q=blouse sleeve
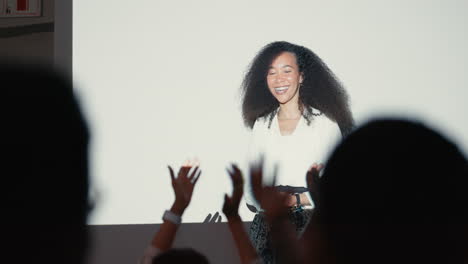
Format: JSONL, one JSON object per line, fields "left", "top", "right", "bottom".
{"left": 305, "top": 116, "right": 342, "bottom": 208}
{"left": 320, "top": 117, "right": 342, "bottom": 163}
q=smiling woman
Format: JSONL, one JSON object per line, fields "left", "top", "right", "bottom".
{"left": 241, "top": 41, "right": 354, "bottom": 264}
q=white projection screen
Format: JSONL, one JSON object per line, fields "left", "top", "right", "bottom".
{"left": 73, "top": 0, "right": 468, "bottom": 224}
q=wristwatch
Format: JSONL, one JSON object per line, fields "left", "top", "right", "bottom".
{"left": 162, "top": 210, "right": 182, "bottom": 225}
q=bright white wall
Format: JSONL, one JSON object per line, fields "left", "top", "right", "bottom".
{"left": 73, "top": 0, "right": 468, "bottom": 224}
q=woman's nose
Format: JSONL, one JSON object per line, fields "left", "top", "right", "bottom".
{"left": 274, "top": 73, "right": 285, "bottom": 83}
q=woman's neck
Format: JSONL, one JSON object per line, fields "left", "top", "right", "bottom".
{"left": 278, "top": 101, "right": 302, "bottom": 120}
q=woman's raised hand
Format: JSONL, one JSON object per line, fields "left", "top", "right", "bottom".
{"left": 168, "top": 160, "right": 201, "bottom": 215}
{"left": 222, "top": 164, "right": 244, "bottom": 219}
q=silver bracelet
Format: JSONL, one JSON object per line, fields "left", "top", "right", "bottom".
{"left": 162, "top": 210, "right": 182, "bottom": 225}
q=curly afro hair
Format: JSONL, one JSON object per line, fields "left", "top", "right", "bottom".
{"left": 241, "top": 41, "right": 354, "bottom": 136}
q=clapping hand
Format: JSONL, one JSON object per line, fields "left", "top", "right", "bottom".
{"left": 306, "top": 163, "right": 324, "bottom": 207}
{"left": 147, "top": 160, "right": 202, "bottom": 253}
{"left": 168, "top": 160, "right": 201, "bottom": 215}
{"left": 222, "top": 164, "right": 244, "bottom": 219}
{"left": 250, "top": 159, "right": 290, "bottom": 221}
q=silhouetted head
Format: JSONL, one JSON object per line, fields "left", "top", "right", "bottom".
{"left": 0, "top": 61, "right": 90, "bottom": 264}
{"left": 152, "top": 248, "right": 210, "bottom": 264}
{"left": 313, "top": 118, "right": 467, "bottom": 264}
{"left": 241, "top": 41, "right": 354, "bottom": 135}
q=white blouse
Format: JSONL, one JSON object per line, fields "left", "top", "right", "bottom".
{"left": 245, "top": 108, "right": 342, "bottom": 210}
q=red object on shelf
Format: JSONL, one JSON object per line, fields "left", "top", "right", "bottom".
{"left": 17, "top": 0, "right": 29, "bottom": 11}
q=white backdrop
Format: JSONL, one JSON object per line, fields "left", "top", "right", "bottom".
{"left": 73, "top": 0, "right": 468, "bottom": 224}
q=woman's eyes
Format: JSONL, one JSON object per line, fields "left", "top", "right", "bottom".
{"left": 268, "top": 70, "right": 292, "bottom": 75}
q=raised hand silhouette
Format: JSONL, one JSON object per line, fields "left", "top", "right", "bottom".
{"left": 222, "top": 164, "right": 244, "bottom": 218}
{"left": 306, "top": 163, "right": 324, "bottom": 207}
{"left": 167, "top": 160, "right": 201, "bottom": 214}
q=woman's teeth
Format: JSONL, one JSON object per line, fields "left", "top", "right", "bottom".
{"left": 275, "top": 86, "right": 289, "bottom": 94}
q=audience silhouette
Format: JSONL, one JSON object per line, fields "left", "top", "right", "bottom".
{"left": 305, "top": 119, "right": 468, "bottom": 264}
{"left": 223, "top": 164, "right": 260, "bottom": 264}
{"left": 1, "top": 62, "right": 90, "bottom": 264}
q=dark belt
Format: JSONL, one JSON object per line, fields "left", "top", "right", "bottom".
{"left": 275, "top": 185, "right": 308, "bottom": 194}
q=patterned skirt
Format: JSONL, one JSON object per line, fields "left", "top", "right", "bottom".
{"left": 248, "top": 207, "right": 313, "bottom": 264}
